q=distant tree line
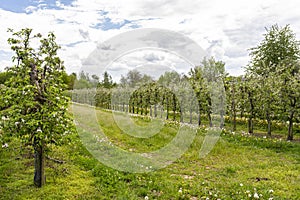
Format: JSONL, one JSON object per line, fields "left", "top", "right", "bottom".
{"left": 69, "top": 24, "right": 300, "bottom": 140}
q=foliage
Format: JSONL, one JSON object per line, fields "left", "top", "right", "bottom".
{"left": 0, "top": 28, "right": 74, "bottom": 187}
{"left": 247, "top": 24, "right": 300, "bottom": 140}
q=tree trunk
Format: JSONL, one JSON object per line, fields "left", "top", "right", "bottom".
{"left": 180, "top": 105, "right": 183, "bottom": 123}
{"left": 248, "top": 90, "right": 254, "bottom": 134}
{"left": 248, "top": 118, "right": 253, "bottom": 134}
{"left": 166, "top": 98, "right": 169, "bottom": 120}
{"left": 173, "top": 94, "right": 176, "bottom": 121}
{"left": 208, "top": 112, "right": 212, "bottom": 127}
{"left": 154, "top": 104, "right": 157, "bottom": 117}
{"left": 198, "top": 111, "right": 201, "bottom": 126}
{"left": 287, "top": 111, "right": 294, "bottom": 141}
{"left": 232, "top": 84, "right": 236, "bottom": 131}
{"left": 189, "top": 103, "right": 193, "bottom": 124}
{"left": 233, "top": 112, "right": 236, "bottom": 131}
{"left": 34, "top": 142, "right": 45, "bottom": 187}
{"left": 266, "top": 111, "right": 271, "bottom": 136}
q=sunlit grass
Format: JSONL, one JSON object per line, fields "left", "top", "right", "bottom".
{"left": 0, "top": 104, "right": 299, "bottom": 199}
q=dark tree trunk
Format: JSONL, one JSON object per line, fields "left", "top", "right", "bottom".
{"left": 248, "top": 90, "right": 254, "bottom": 134}
{"left": 197, "top": 99, "right": 202, "bottom": 126}
{"left": 287, "top": 111, "right": 294, "bottom": 141}
{"left": 173, "top": 94, "right": 176, "bottom": 121}
{"left": 154, "top": 104, "right": 157, "bottom": 117}
{"left": 207, "top": 97, "right": 212, "bottom": 127}
{"left": 208, "top": 112, "right": 212, "bottom": 127}
{"left": 248, "top": 118, "right": 253, "bottom": 134}
{"left": 34, "top": 142, "right": 45, "bottom": 187}
{"left": 233, "top": 111, "right": 236, "bottom": 131}
{"left": 30, "top": 63, "right": 46, "bottom": 187}
{"left": 231, "top": 83, "right": 236, "bottom": 131}
{"left": 197, "top": 110, "right": 201, "bottom": 126}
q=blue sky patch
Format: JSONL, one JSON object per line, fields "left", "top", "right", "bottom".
{"left": 0, "top": 0, "right": 74, "bottom": 13}
{"left": 91, "top": 18, "right": 133, "bottom": 31}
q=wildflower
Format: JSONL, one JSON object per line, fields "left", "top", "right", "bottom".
{"left": 144, "top": 196, "right": 149, "bottom": 200}
{"left": 254, "top": 192, "right": 259, "bottom": 199}
{"left": 240, "top": 183, "right": 243, "bottom": 187}
{"left": 269, "top": 189, "right": 274, "bottom": 193}
{"left": 2, "top": 143, "right": 8, "bottom": 148}
{"left": 263, "top": 136, "right": 267, "bottom": 139}
{"left": 248, "top": 194, "right": 252, "bottom": 198}
{"left": 178, "top": 188, "right": 182, "bottom": 193}
{"left": 37, "top": 127, "right": 42, "bottom": 133}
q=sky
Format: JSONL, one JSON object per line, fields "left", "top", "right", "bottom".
{"left": 0, "top": 0, "right": 300, "bottom": 81}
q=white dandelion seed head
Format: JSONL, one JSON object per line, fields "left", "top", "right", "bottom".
{"left": 254, "top": 192, "right": 259, "bottom": 199}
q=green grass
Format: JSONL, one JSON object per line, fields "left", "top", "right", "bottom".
{"left": 0, "top": 104, "right": 299, "bottom": 199}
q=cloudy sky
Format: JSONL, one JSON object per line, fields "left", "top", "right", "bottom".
{"left": 0, "top": 0, "right": 300, "bottom": 81}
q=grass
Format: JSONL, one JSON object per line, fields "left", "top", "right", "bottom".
{"left": 0, "top": 104, "right": 299, "bottom": 199}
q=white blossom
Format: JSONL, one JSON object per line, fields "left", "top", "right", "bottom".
{"left": 254, "top": 192, "right": 259, "bottom": 199}
{"left": 178, "top": 188, "right": 182, "bottom": 193}
{"left": 2, "top": 143, "right": 9, "bottom": 148}
{"left": 37, "top": 127, "right": 42, "bottom": 133}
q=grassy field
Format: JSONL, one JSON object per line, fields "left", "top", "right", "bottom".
{"left": 0, "top": 104, "right": 299, "bottom": 199}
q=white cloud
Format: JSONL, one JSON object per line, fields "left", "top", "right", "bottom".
{"left": 0, "top": 0, "right": 300, "bottom": 77}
